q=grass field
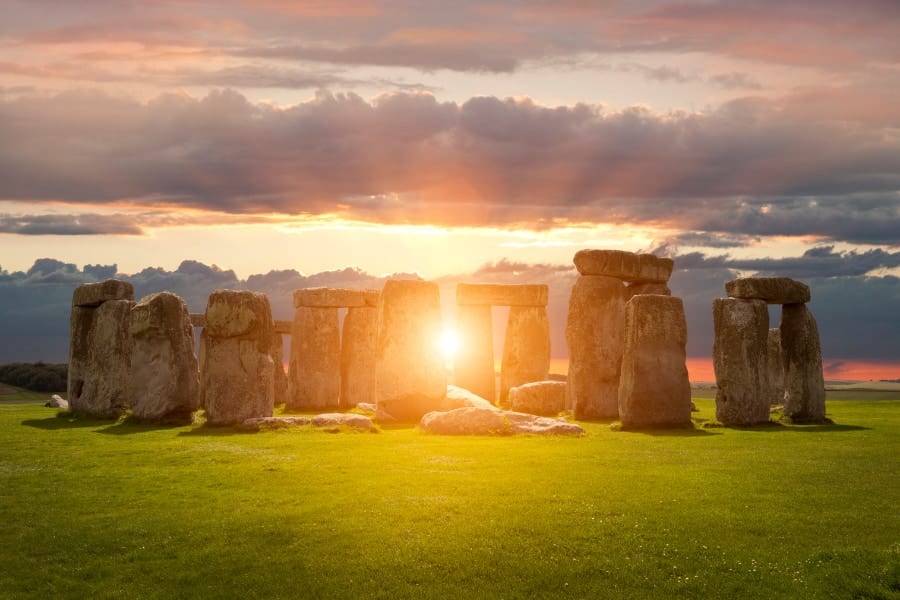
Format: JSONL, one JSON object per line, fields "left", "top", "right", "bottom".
{"left": 1, "top": 388, "right": 898, "bottom": 599}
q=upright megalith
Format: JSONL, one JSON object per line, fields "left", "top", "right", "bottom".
{"left": 618, "top": 295, "right": 692, "bottom": 429}
{"left": 712, "top": 298, "right": 771, "bottom": 425}
{"left": 68, "top": 279, "right": 134, "bottom": 418}
{"left": 128, "top": 292, "right": 198, "bottom": 423}
{"left": 288, "top": 306, "right": 341, "bottom": 410}
{"left": 453, "top": 304, "right": 495, "bottom": 402}
{"left": 500, "top": 306, "right": 551, "bottom": 406}
{"left": 375, "top": 279, "right": 445, "bottom": 421}
{"left": 341, "top": 305, "right": 378, "bottom": 408}
{"left": 565, "top": 275, "right": 625, "bottom": 418}
{"left": 200, "top": 290, "right": 274, "bottom": 425}
{"left": 780, "top": 304, "right": 827, "bottom": 422}
{"left": 767, "top": 328, "right": 785, "bottom": 405}
{"left": 271, "top": 332, "right": 288, "bottom": 406}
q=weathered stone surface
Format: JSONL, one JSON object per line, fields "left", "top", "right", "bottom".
{"left": 453, "top": 304, "right": 495, "bottom": 403}
{"left": 356, "top": 402, "right": 377, "bottom": 412}
{"left": 240, "top": 416, "right": 311, "bottom": 431}
{"left": 375, "top": 279, "right": 446, "bottom": 421}
{"left": 767, "top": 328, "right": 785, "bottom": 405}
{"left": 72, "top": 279, "right": 134, "bottom": 308}
{"left": 341, "top": 306, "right": 377, "bottom": 409}
{"left": 626, "top": 282, "right": 671, "bottom": 299}
{"left": 456, "top": 283, "right": 548, "bottom": 307}
{"left": 190, "top": 313, "right": 206, "bottom": 327}
{"left": 500, "top": 306, "right": 551, "bottom": 406}
{"left": 565, "top": 275, "right": 625, "bottom": 419}
{"left": 273, "top": 320, "right": 292, "bottom": 334}
{"left": 200, "top": 290, "right": 274, "bottom": 425}
{"left": 574, "top": 250, "right": 674, "bottom": 283}
{"left": 311, "top": 412, "right": 377, "bottom": 431}
{"left": 288, "top": 307, "right": 340, "bottom": 410}
{"left": 129, "top": 292, "right": 199, "bottom": 423}
{"left": 713, "top": 298, "right": 771, "bottom": 426}
{"left": 725, "top": 277, "right": 811, "bottom": 304}
{"left": 204, "top": 289, "right": 274, "bottom": 339}
{"left": 508, "top": 381, "right": 567, "bottom": 416}
{"left": 293, "top": 287, "right": 380, "bottom": 308}
{"left": 618, "top": 295, "right": 692, "bottom": 429}
{"left": 68, "top": 299, "right": 133, "bottom": 418}
{"left": 441, "top": 385, "right": 498, "bottom": 411}
{"left": 271, "top": 332, "right": 288, "bottom": 406}
{"left": 45, "top": 394, "right": 68, "bottom": 409}
{"left": 780, "top": 304, "right": 827, "bottom": 422}
{"left": 420, "top": 407, "right": 584, "bottom": 436}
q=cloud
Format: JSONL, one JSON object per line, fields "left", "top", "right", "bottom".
{"left": 0, "top": 213, "right": 144, "bottom": 235}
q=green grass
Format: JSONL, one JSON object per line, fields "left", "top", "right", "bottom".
{"left": 1, "top": 396, "right": 898, "bottom": 599}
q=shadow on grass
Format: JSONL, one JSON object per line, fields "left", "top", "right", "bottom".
{"left": 708, "top": 421, "right": 870, "bottom": 433}
{"left": 96, "top": 418, "right": 188, "bottom": 435}
{"left": 21, "top": 413, "right": 111, "bottom": 430}
{"left": 176, "top": 426, "right": 248, "bottom": 437}
{"left": 616, "top": 425, "right": 720, "bottom": 437}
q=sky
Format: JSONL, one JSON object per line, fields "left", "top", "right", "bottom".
{"left": 1, "top": 0, "right": 899, "bottom": 379}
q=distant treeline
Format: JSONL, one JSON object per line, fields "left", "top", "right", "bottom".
{"left": 0, "top": 362, "right": 67, "bottom": 392}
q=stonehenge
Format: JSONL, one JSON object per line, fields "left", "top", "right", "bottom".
{"left": 712, "top": 277, "right": 827, "bottom": 425}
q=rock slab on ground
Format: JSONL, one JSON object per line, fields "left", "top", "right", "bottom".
{"left": 45, "top": 394, "right": 69, "bottom": 409}
{"left": 725, "top": 277, "right": 811, "bottom": 304}
{"left": 508, "top": 381, "right": 566, "bottom": 416}
{"left": 420, "top": 407, "right": 584, "bottom": 436}
{"left": 240, "top": 416, "right": 312, "bottom": 431}
{"left": 441, "top": 385, "right": 497, "bottom": 411}
{"left": 311, "top": 412, "right": 377, "bottom": 431}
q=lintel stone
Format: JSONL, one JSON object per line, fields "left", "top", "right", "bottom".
{"left": 725, "top": 277, "right": 810, "bottom": 304}
{"left": 293, "top": 287, "right": 380, "bottom": 308}
{"left": 573, "top": 250, "right": 674, "bottom": 283}
{"left": 72, "top": 279, "right": 134, "bottom": 307}
{"left": 456, "top": 283, "right": 548, "bottom": 307}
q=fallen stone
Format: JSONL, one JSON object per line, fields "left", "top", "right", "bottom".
{"left": 200, "top": 290, "right": 275, "bottom": 425}
{"left": 618, "top": 295, "right": 693, "bottom": 429}
{"left": 508, "top": 381, "right": 566, "bottom": 416}
{"left": 500, "top": 306, "right": 551, "bottom": 405}
{"left": 713, "top": 298, "right": 771, "bottom": 426}
{"left": 45, "top": 394, "right": 68, "bottom": 409}
{"left": 341, "top": 306, "right": 377, "bottom": 409}
{"left": 565, "top": 275, "right": 625, "bottom": 419}
{"left": 129, "top": 292, "right": 199, "bottom": 423}
{"left": 767, "top": 328, "right": 785, "bottom": 405}
{"left": 311, "top": 412, "right": 377, "bottom": 431}
{"left": 780, "top": 304, "right": 827, "bottom": 422}
{"left": 441, "top": 385, "right": 498, "bottom": 411}
{"left": 72, "top": 279, "right": 134, "bottom": 308}
{"left": 375, "top": 279, "right": 446, "bottom": 421}
{"left": 453, "top": 304, "right": 496, "bottom": 402}
{"left": 725, "top": 277, "right": 811, "bottom": 304}
{"left": 293, "top": 288, "right": 380, "bottom": 308}
{"left": 626, "top": 282, "right": 671, "bottom": 299}
{"left": 356, "top": 402, "right": 377, "bottom": 412}
{"left": 288, "top": 306, "right": 340, "bottom": 410}
{"left": 574, "top": 250, "right": 674, "bottom": 283}
{"left": 420, "top": 407, "right": 584, "bottom": 436}
{"left": 240, "top": 416, "right": 311, "bottom": 431}
{"left": 456, "top": 283, "right": 548, "bottom": 307}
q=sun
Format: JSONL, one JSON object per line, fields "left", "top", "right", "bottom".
{"left": 438, "top": 328, "right": 461, "bottom": 362}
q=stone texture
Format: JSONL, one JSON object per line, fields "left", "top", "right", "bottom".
{"left": 441, "top": 385, "right": 498, "bottom": 411}
{"left": 190, "top": 313, "right": 206, "bottom": 327}
{"left": 713, "top": 298, "right": 771, "bottom": 426}
{"left": 618, "top": 295, "right": 692, "bottom": 429}
{"left": 311, "top": 412, "right": 377, "bottom": 431}
{"left": 273, "top": 320, "right": 292, "bottom": 334}
{"left": 240, "top": 416, "right": 311, "bottom": 431}
{"left": 200, "top": 290, "right": 274, "bottom": 426}
{"left": 72, "top": 279, "right": 134, "bottom": 308}
{"left": 68, "top": 297, "right": 133, "bottom": 418}
{"left": 780, "top": 304, "right": 827, "bottom": 422}
{"left": 500, "top": 306, "right": 551, "bottom": 406}
{"left": 626, "top": 282, "right": 671, "bottom": 299}
{"left": 128, "top": 292, "right": 199, "bottom": 423}
{"left": 271, "top": 332, "right": 288, "bottom": 406}
{"left": 725, "top": 277, "right": 811, "bottom": 304}
{"left": 288, "top": 307, "right": 341, "bottom": 410}
{"left": 453, "top": 304, "right": 496, "bottom": 403}
{"left": 420, "top": 407, "right": 584, "bottom": 436}
{"left": 508, "top": 381, "right": 567, "bottom": 416}
{"left": 45, "top": 394, "right": 68, "bottom": 409}
{"left": 565, "top": 275, "right": 625, "bottom": 419}
{"left": 574, "top": 250, "right": 674, "bottom": 283}
{"left": 767, "top": 328, "right": 785, "bottom": 405}
{"left": 456, "top": 283, "right": 548, "bottom": 307}
{"left": 341, "top": 306, "right": 377, "bottom": 409}
{"left": 293, "top": 287, "right": 379, "bottom": 308}
{"left": 375, "top": 279, "right": 446, "bottom": 421}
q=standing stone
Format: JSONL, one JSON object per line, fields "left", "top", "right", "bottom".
{"left": 271, "top": 332, "right": 288, "bottom": 406}
{"left": 68, "top": 280, "right": 135, "bottom": 419}
{"left": 375, "top": 279, "right": 446, "bottom": 421}
{"left": 200, "top": 290, "right": 274, "bottom": 425}
{"left": 341, "top": 306, "right": 377, "bottom": 409}
{"left": 565, "top": 275, "right": 625, "bottom": 419}
{"left": 618, "top": 295, "right": 692, "bottom": 429}
{"left": 500, "top": 306, "right": 551, "bottom": 406}
{"left": 767, "top": 328, "right": 785, "bottom": 405}
{"left": 288, "top": 307, "right": 341, "bottom": 410}
{"left": 454, "top": 304, "right": 496, "bottom": 403}
{"left": 780, "top": 304, "right": 827, "bottom": 422}
{"left": 713, "top": 298, "right": 771, "bottom": 426}
{"left": 128, "top": 292, "right": 199, "bottom": 423}
{"left": 626, "top": 282, "right": 671, "bottom": 299}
